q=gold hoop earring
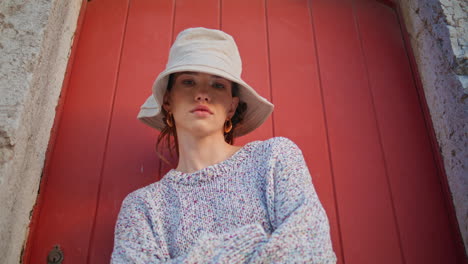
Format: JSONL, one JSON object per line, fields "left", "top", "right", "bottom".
{"left": 224, "top": 119, "right": 233, "bottom": 133}
{"left": 166, "top": 112, "right": 174, "bottom": 128}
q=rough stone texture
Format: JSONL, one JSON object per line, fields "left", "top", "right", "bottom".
{"left": 0, "top": 0, "right": 81, "bottom": 263}
{"left": 440, "top": 2, "right": 467, "bottom": 63}
{"left": 400, "top": 0, "right": 468, "bottom": 254}
{"left": 440, "top": 0, "right": 468, "bottom": 93}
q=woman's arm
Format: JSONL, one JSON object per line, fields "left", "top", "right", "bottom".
{"left": 247, "top": 137, "right": 337, "bottom": 263}
{"left": 111, "top": 191, "right": 267, "bottom": 264}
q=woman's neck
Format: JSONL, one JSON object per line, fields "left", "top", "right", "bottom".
{"left": 175, "top": 132, "right": 241, "bottom": 173}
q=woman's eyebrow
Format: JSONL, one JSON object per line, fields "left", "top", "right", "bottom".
{"left": 211, "top": 75, "right": 228, "bottom": 80}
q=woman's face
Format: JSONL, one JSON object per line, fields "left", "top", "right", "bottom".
{"left": 163, "top": 71, "right": 240, "bottom": 137}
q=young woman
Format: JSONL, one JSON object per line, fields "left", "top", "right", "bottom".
{"left": 111, "top": 27, "right": 337, "bottom": 263}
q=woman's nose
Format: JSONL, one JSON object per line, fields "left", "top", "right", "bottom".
{"left": 194, "top": 84, "right": 211, "bottom": 102}
{"left": 195, "top": 95, "right": 209, "bottom": 102}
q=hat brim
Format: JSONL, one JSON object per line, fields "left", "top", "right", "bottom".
{"left": 137, "top": 65, "right": 274, "bottom": 138}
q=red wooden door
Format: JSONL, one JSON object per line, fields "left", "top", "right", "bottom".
{"left": 24, "top": 0, "right": 464, "bottom": 263}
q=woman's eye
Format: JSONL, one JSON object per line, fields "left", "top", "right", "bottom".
{"left": 213, "top": 83, "right": 225, "bottom": 89}
{"left": 182, "top": 79, "right": 195, "bottom": 86}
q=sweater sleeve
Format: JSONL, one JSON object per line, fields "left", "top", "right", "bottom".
{"left": 111, "top": 190, "right": 267, "bottom": 264}
{"left": 246, "top": 137, "right": 337, "bottom": 263}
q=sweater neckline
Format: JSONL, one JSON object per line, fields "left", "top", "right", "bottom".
{"left": 162, "top": 140, "right": 260, "bottom": 185}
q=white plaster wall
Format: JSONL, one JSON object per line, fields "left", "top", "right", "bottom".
{"left": 0, "top": 0, "right": 82, "bottom": 263}
{"left": 399, "top": 0, "right": 468, "bottom": 254}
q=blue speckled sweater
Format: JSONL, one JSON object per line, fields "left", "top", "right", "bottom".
{"left": 111, "top": 137, "right": 337, "bottom": 263}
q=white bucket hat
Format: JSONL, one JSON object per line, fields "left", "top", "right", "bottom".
{"left": 137, "top": 27, "right": 274, "bottom": 137}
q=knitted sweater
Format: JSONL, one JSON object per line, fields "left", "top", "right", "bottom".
{"left": 111, "top": 137, "right": 337, "bottom": 263}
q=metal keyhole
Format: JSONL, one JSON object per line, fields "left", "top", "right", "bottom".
{"left": 47, "top": 245, "right": 64, "bottom": 264}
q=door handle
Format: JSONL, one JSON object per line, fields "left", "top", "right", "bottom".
{"left": 47, "top": 245, "right": 64, "bottom": 264}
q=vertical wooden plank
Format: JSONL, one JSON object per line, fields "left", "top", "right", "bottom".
{"left": 87, "top": 0, "right": 174, "bottom": 263}
{"left": 173, "top": 0, "right": 220, "bottom": 37}
{"left": 355, "top": 0, "right": 461, "bottom": 262}
{"left": 221, "top": 0, "right": 273, "bottom": 145}
{"left": 266, "top": 0, "right": 343, "bottom": 262}
{"left": 25, "top": 0, "right": 130, "bottom": 263}
{"left": 310, "top": 0, "right": 403, "bottom": 262}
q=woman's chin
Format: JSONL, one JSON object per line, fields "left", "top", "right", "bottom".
{"left": 179, "top": 124, "right": 222, "bottom": 138}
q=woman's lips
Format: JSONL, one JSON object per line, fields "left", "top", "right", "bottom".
{"left": 192, "top": 110, "right": 212, "bottom": 117}
{"left": 190, "top": 105, "right": 213, "bottom": 114}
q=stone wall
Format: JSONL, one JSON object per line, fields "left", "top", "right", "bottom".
{"left": 0, "top": 0, "right": 82, "bottom": 263}
{"left": 399, "top": 0, "right": 468, "bottom": 253}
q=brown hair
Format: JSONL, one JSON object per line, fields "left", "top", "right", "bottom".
{"left": 155, "top": 74, "right": 247, "bottom": 164}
